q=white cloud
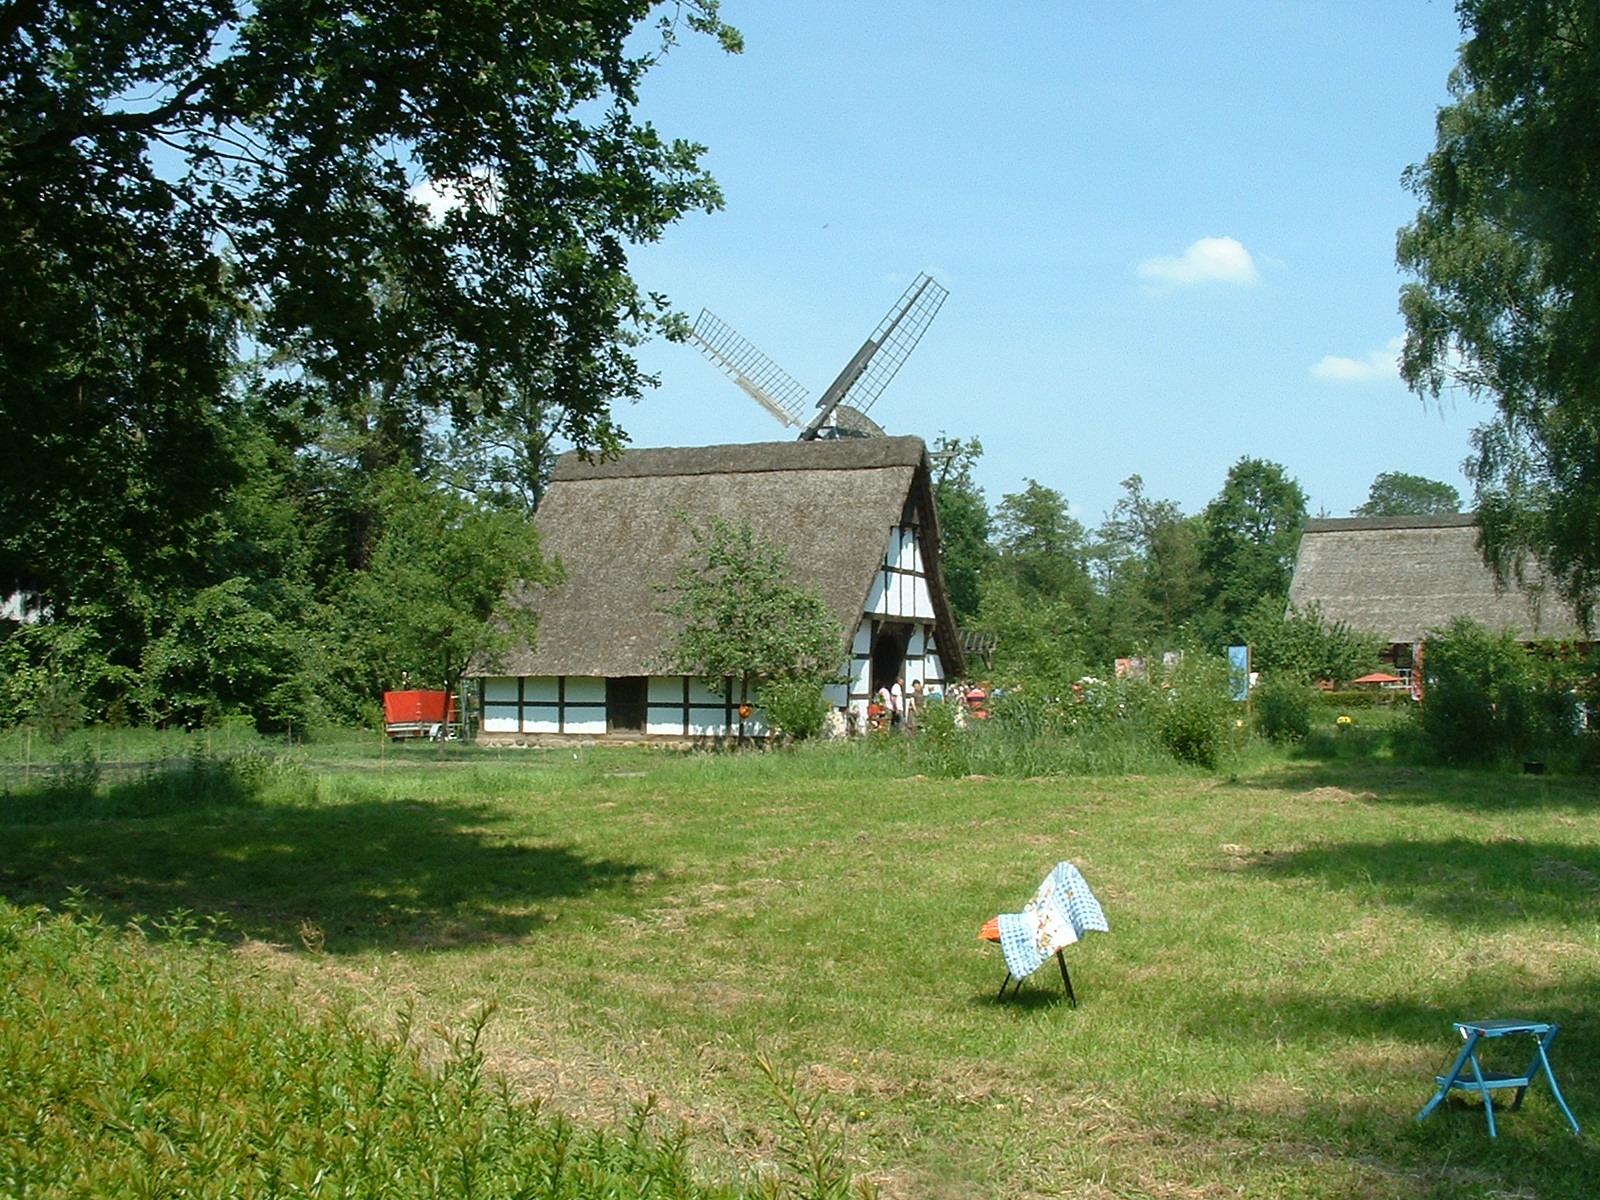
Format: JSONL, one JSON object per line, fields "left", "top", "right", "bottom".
{"left": 1310, "top": 336, "right": 1402, "bottom": 384}
{"left": 409, "top": 170, "right": 500, "bottom": 221}
{"left": 1138, "top": 236, "right": 1262, "bottom": 289}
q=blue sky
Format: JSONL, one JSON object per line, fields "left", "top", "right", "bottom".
{"left": 618, "top": 2, "right": 1474, "bottom": 526}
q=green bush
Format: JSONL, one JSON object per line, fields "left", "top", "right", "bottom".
{"left": 1150, "top": 653, "right": 1235, "bottom": 768}
{"left": 759, "top": 677, "right": 830, "bottom": 742}
{"left": 0, "top": 620, "right": 131, "bottom": 736}
{"left": 1254, "top": 676, "right": 1313, "bottom": 743}
{"left": 1240, "top": 598, "right": 1383, "bottom": 686}
{"left": 913, "top": 695, "right": 965, "bottom": 776}
{"left": 908, "top": 687, "right": 1167, "bottom": 778}
{"left": 1311, "top": 688, "right": 1397, "bottom": 711}
{"left": 906, "top": 662, "right": 1250, "bottom": 778}
{"left": 138, "top": 578, "right": 320, "bottom": 734}
{"left": 1420, "top": 618, "right": 1581, "bottom": 765}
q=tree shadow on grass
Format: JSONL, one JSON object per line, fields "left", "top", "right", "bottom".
{"left": 1243, "top": 837, "right": 1600, "bottom": 929}
{"left": 0, "top": 796, "right": 651, "bottom": 953}
{"left": 1239, "top": 759, "right": 1597, "bottom": 814}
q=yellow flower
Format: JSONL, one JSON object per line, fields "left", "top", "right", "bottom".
{"left": 1336, "top": 715, "right": 1353, "bottom": 726}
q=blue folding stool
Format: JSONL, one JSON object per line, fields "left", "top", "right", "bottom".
{"left": 1416, "top": 1019, "right": 1580, "bottom": 1137}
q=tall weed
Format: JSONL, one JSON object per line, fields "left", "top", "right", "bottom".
{"left": 912, "top": 687, "right": 1189, "bottom": 778}
{"left": 1147, "top": 652, "right": 1236, "bottom": 768}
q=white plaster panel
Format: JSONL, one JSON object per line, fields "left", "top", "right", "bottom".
{"left": 864, "top": 569, "right": 890, "bottom": 615}
{"left": 851, "top": 624, "right": 873, "bottom": 655}
{"left": 648, "top": 676, "right": 683, "bottom": 703}
{"left": 481, "top": 714, "right": 518, "bottom": 733}
{"left": 822, "top": 682, "right": 848, "bottom": 708}
{"left": 563, "top": 677, "right": 605, "bottom": 704}
{"left": 896, "top": 527, "right": 919, "bottom": 573}
{"left": 524, "top": 676, "right": 560, "bottom": 703}
{"left": 563, "top": 708, "right": 606, "bottom": 734}
{"left": 647, "top": 709, "right": 686, "bottom": 735}
{"left": 482, "top": 677, "right": 517, "bottom": 703}
{"left": 687, "top": 678, "right": 727, "bottom": 705}
{"left": 688, "top": 711, "right": 727, "bottom": 737}
{"left": 523, "top": 715, "right": 561, "bottom": 734}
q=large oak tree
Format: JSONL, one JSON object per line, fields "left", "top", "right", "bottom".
{"left": 2, "top": 0, "right": 735, "bottom": 614}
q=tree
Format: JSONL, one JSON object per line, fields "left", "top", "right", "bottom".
{"left": 137, "top": 577, "right": 315, "bottom": 733}
{"left": 655, "top": 517, "right": 842, "bottom": 739}
{"left": 974, "top": 579, "right": 1091, "bottom": 692}
{"left": 1354, "top": 471, "right": 1461, "bottom": 516}
{"left": 343, "top": 470, "right": 550, "bottom": 707}
{"left": 929, "top": 434, "right": 992, "bottom": 622}
{"left": 1091, "top": 474, "right": 1204, "bottom": 653}
{"left": 2, "top": 0, "right": 737, "bottom": 615}
{"left": 1197, "top": 457, "right": 1307, "bottom": 647}
{"left": 990, "top": 479, "right": 1092, "bottom": 606}
{"left": 1240, "top": 598, "right": 1381, "bottom": 687}
{"left": 1397, "top": 1, "right": 1600, "bottom": 627}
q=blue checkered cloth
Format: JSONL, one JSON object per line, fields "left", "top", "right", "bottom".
{"left": 996, "top": 862, "right": 1109, "bottom": 981}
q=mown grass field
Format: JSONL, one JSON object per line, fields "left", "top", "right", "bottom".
{"left": 3, "top": 731, "right": 1598, "bottom": 1198}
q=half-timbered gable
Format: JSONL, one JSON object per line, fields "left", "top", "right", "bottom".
{"left": 471, "top": 437, "right": 965, "bottom": 743}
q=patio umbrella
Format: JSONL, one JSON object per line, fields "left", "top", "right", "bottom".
{"left": 1352, "top": 672, "right": 1402, "bottom": 685}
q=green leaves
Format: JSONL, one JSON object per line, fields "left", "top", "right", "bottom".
{"left": 2, "top": 1, "right": 736, "bottom": 730}
{"left": 1196, "top": 457, "right": 1306, "bottom": 646}
{"left": 1241, "top": 598, "right": 1381, "bottom": 688}
{"left": 343, "top": 469, "right": 550, "bottom": 697}
{"left": 655, "top": 516, "right": 842, "bottom": 717}
{"left": 1353, "top": 471, "right": 1462, "bottom": 517}
{"left": 1419, "top": 616, "right": 1583, "bottom": 764}
{"left": 1399, "top": 1, "right": 1600, "bottom": 627}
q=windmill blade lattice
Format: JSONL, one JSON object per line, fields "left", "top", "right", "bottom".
{"left": 803, "top": 273, "right": 948, "bottom": 439}
{"left": 690, "top": 309, "right": 811, "bottom": 429}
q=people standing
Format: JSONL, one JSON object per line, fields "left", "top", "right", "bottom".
{"left": 906, "top": 679, "right": 923, "bottom": 732}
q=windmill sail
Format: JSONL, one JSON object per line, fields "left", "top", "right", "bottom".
{"left": 688, "top": 271, "right": 948, "bottom": 440}
{"left": 690, "top": 309, "right": 811, "bottom": 429}
{"left": 801, "top": 273, "right": 948, "bottom": 440}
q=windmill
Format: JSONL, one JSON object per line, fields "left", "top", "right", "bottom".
{"left": 689, "top": 272, "right": 949, "bottom": 440}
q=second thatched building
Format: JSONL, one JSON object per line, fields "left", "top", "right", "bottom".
{"left": 1288, "top": 513, "right": 1587, "bottom": 663}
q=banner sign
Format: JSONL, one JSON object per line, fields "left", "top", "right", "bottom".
{"left": 1227, "top": 645, "right": 1251, "bottom": 702}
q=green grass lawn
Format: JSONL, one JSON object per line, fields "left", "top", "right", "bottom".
{"left": 4, "top": 736, "right": 1598, "bottom": 1198}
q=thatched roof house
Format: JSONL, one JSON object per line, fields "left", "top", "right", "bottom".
{"left": 1288, "top": 514, "right": 1586, "bottom": 646}
{"left": 471, "top": 436, "right": 965, "bottom": 743}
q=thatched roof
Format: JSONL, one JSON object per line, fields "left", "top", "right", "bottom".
{"left": 478, "top": 436, "right": 965, "bottom": 678}
{"left": 1288, "top": 514, "right": 1585, "bottom": 643}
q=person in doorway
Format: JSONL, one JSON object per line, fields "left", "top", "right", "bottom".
{"left": 873, "top": 684, "right": 891, "bottom": 734}
{"left": 906, "top": 679, "right": 923, "bottom": 732}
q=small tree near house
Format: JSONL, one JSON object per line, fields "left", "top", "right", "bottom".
{"left": 655, "top": 516, "right": 842, "bottom": 740}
